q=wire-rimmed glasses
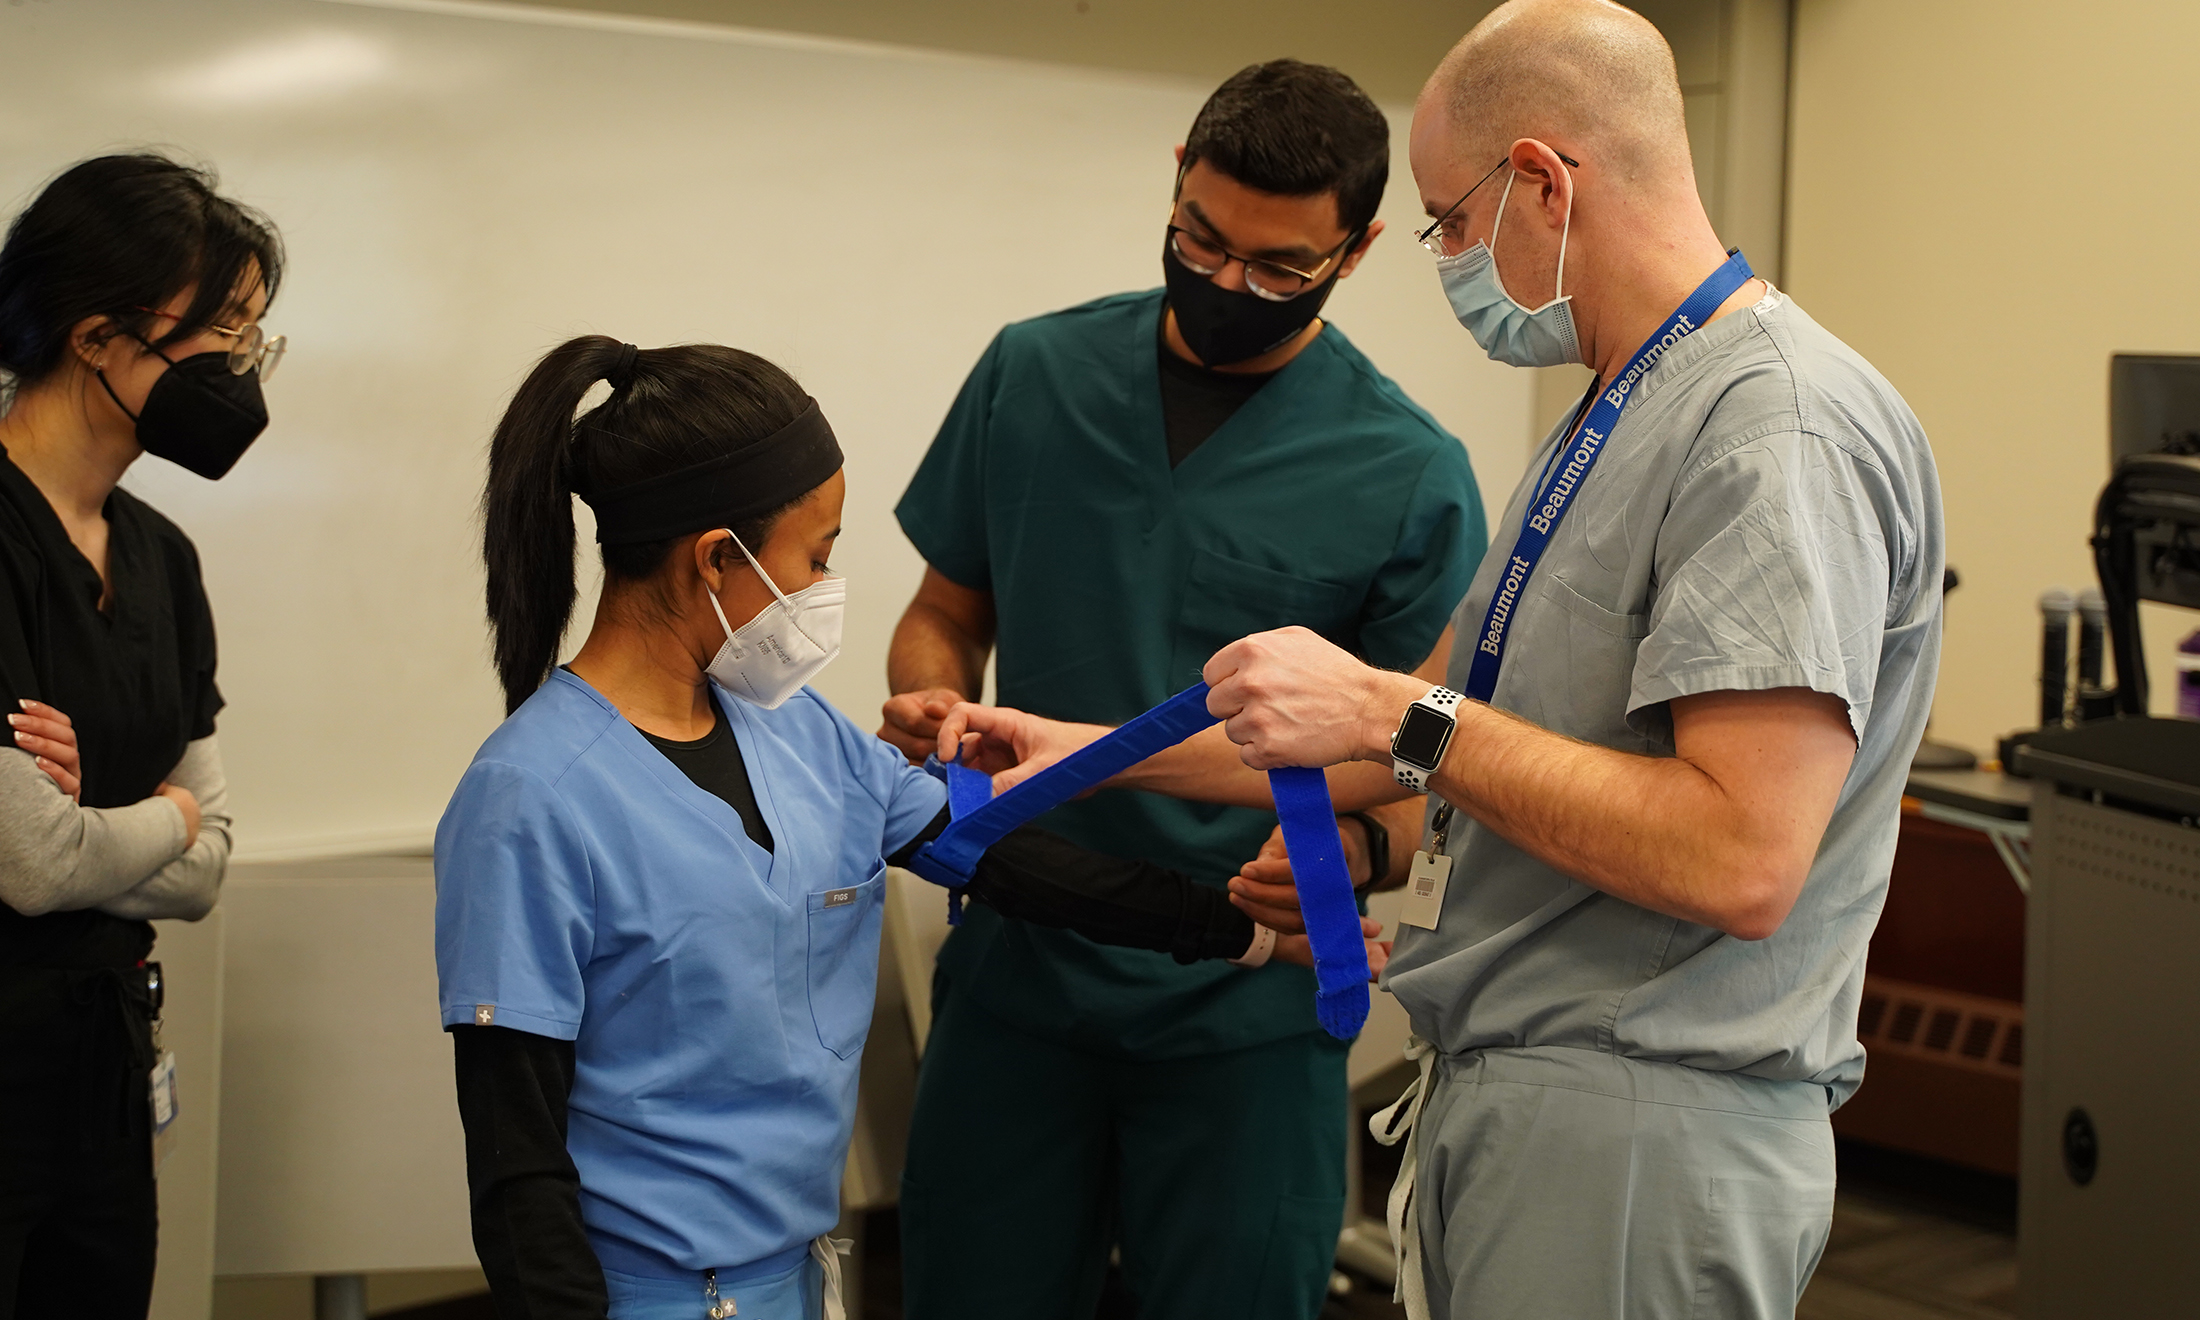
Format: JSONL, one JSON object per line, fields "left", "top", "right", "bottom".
{"left": 1414, "top": 151, "right": 1581, "bottom": 258}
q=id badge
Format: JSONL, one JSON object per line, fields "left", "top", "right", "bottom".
{"left": 1398, "top": 850, "right": 1452, "bottom": 930}
{"left": 150, "top": 1051, "right": 179, "bottom": 1171}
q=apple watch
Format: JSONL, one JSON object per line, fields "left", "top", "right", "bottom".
{"left": 1390, "top": 686, "right": 1463, "bottom": 792}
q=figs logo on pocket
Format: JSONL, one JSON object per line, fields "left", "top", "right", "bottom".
{"left": 824, "top": 888, "right": 856, "bottom": 908}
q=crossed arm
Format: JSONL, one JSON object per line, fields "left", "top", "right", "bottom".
{"left": 2, "top": 702, "right": 223, "bottom": 921}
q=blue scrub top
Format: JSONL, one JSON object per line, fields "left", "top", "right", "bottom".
{"left": 434, "top": 669, "right": 946, "bottom": 1278}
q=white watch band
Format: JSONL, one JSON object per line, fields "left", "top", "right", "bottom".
{"left": 1391, "top": 686, "right": 1464, "bottom": 792}
{"left": 1229, "top": 923, "right": 1276, "bottom": 968}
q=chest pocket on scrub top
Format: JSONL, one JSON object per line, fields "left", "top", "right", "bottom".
{"left": 1169, "top": 547, "right": 1352, "bottom": 687}
{"left": 806, "top": 862, "right": 886, "bottom": 1060}
{"left": 1537, "top": 572, "right": 1656, "bottom": 752}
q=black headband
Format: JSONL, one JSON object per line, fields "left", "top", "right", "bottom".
{"left": 582, "top": 398, "right": 844, "bottom": 544}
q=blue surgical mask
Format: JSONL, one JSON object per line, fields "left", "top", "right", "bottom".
{"left": 1435, "top": 167, "right": 1580, "bottom": 368}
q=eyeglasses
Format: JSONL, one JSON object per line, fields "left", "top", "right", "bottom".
{"left": 132, "top": 307, "right": 288, "bottom": 381}
{"left": 1414, "top": 150, "right": 1581, "bottom": 258}
{"left": 207, "top": 321, "right": 287, "bottom": 382}
{"left": 1166, "top": 224, "right": 1359, "bottom": 302}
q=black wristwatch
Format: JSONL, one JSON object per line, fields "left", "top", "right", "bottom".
{"left": 1340, "top": 811, "right": 1389, "bottom": 894}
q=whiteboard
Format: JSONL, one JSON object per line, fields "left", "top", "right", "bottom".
{"left": 0, "top": 0, "right": 1530, "bottom": 858}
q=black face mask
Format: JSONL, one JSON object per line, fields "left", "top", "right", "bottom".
{"left": 1162, "top": 235, "right": 1346, "bottom": 367}
{"left": 98, "top": 343, "right": 269, "bottom": 480}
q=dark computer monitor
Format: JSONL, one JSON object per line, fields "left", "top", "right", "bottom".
{"left": 2109, "top": 354, "right": 2200, "bottom": 463}
{"left": 2096, "top": 358, "right": 2200, "bottom": 711}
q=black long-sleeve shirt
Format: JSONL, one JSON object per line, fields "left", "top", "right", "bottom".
{"left": 451, "top": 807, "right": 1255, "bottom": 1319}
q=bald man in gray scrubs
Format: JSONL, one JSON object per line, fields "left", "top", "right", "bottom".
{"left": 1183, "top": 2, "right": 1945, "bottom": 1316}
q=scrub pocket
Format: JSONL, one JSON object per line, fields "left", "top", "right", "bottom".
{"left": 1691, "top": 1175, "right": 1837, "bottom": 1319}
{"left": 1251, "top": 1192, "right": 1350, "bottom": 1319}
{"left": 1537, "top": 572, "right": 1657, "bottom": 751}
{"left": 1168, "top": 547, "right": 1351, "bottom": 688}
{"left": 806, "top": 863, "right": 885, "bottom": 1060}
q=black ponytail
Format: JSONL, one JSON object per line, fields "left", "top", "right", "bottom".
{"left": 481, "top": 335, "right": 809, "bottom": 714}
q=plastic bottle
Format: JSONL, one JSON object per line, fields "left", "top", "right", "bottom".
{"left": 2039, "top": 589, "right": 2075, "bottom": 728}
{"left": 2179, "top": 628, "right": 2200, "bottom": 721}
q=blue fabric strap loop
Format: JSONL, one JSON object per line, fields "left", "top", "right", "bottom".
{"left": 1267, "top": 766, "right": 1371, "bottom": 1038}
{"left": 1463, "top": 250, "right": 1755, "bottom": 705}
{"left": 905, "top": 682, "right": 1371, "bottom": 1038}
{"left": 916, "top": 683, "right": 1221, "bottom": 881}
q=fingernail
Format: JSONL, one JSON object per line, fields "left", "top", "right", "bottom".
{"left": 17, "top": 699, "right": 34, "bottom": 710}
{"left": 12, "top": 731, "right": 26, "bottom": 743}
{"left": 5, "top": 715, "right": 21, "bottom": 727}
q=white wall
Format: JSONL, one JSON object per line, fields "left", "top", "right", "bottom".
{"left": 1787, "top": 0, "right": 2200, "bottom": 752}
{"left": 0, "top": 0, "right": 1528, "bottom": 858}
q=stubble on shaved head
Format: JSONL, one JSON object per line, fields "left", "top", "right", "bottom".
{"left": 1423, "top": 0, "right": 1692, "bottom": 188}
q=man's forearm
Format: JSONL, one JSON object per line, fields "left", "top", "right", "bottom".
{"left": 1204, "top": 629, "right": 1852, "bottom": 940}
{"left": 888, "top": 602, "right": 989, "bottom": 698}
{"left": 1115, "top": 726, "right": 1409, "bottom": 812}
{"left": 1362, "top": 672, "right": 1816, "bottom": 938}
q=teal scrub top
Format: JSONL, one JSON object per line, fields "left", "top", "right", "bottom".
{"left": 434, "top": 671, "right": 947, "bottom": 1276}
{"left": 896, "top": 289, "right": 1486, "bottom": 1057}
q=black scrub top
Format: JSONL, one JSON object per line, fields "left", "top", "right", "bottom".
{"left": 0, "top": 444, "right": 222, "bottom": 968}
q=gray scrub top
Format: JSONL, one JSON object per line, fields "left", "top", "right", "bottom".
{"left": 1384, "top": 290, "right": 1943, "bottom": 1104}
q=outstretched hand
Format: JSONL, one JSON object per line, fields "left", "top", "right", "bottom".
{"left": 935, "top": 701, "right": 1114, "bottom": 795}
{"left": 9, "top": 699, "right": 80, "bottom": 802}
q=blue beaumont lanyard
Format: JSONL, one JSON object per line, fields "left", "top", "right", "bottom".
{"left": 1461, "top": 250, "right": 1755, "bottom": 705}
{"left": 903, "top": 683, "right": 1372, "bottom": 1040}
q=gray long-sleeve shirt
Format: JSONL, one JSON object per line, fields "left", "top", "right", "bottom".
{"left": 0, "top": 734, "right": 231, "bottom": 921}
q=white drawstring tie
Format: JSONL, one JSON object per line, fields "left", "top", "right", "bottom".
{"left": 1369, "top": 1034, "right": 1438, "bottom": 1319}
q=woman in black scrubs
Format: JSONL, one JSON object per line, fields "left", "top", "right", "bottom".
{"left": 0, "top": 154, "right": 283, "bottom": 1319}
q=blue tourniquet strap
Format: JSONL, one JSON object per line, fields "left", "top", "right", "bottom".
{"left": 1267, "top": 766, "right": 1371, "bottom": 1038}
{"left": 944, "top": 759, "right": 995, "bottom": 819}
{"left": 934, "top": 760, "right": 995, "bottom": 922}
{"left": 903, "top": 682, "right": 1371, "bottom": 1038}
{"left": 909, "top": 683, "right": 1221, "bottom": 890}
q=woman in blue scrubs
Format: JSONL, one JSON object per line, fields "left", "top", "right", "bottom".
{"left": 436, "top": 336, "right": 1344, "bottom": 1320}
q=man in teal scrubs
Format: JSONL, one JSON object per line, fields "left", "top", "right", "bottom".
{"left": 884, "top": 60, "right": 1487, "bottom": 1319}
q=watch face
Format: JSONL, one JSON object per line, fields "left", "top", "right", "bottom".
{"left": 1393, "top": 703, "right": 1453, "bottom": 769}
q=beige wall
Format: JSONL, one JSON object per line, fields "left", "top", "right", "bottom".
{"left": 1787, "top": 0, "right": 2200, "bottom": 755}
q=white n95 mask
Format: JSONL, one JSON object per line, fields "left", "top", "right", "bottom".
{"left": 1435, "top": 166, "right": 1581, "bottom": 369}
{"left": 704, "top": 533, "right": 845, "bottom": 710}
